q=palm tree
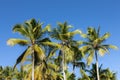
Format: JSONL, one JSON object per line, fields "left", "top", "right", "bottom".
{"left": 50, "top": 22, "right": 81, "bottom": 80}
{"left": 2, "top": 66, "right": 15, "bottom": 80}
{"left": 7, "top": 18, "right": 51, "bottom": 80}
{"left": 85, "top": 64, "right": 116, "bottom": 80}
{"left": 101, "top": 69, "right": 116, "bottom": 80}
{"left": 79, "top": 27, "right": 118, "bottom": 80}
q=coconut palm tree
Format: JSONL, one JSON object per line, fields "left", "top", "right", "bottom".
{"left": 50, "top": 22, "right": 82, "bottom": 80}
{"left": 78, "top": 64, "right": 116, "bottom": 80}
{"left": 7, "top": 18, "right": 51, "bottom": 80}
{"left": 2, "top": 66, "right": 15, "bottom": 80}
{"left": 85, "top": 64, "right": 116, "bottom": 80}
{"left": 79, "top": 27, "right": 118, "bottom": 80}
{"left": 100, "top": 69, "right": 116, "bottom": 80}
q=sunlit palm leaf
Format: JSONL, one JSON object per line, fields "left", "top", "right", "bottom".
{"left": 33, "top": 44, "right": 45, "bottom": 60}
{"left": 41, "top": 42, "right": 61, "bottom": 48}
{"left": 42, "top": 25, "right": 51, "bottom": 32}
{"left": 13, "top": 24, "right": 29, "bottom": 37}
{"left": 87, "top": 50, "right": 94, "bottom": 65}
{"left": 47, "top": 63, "right": 59, "bottom": 72}
{"left": 101, "top": 32, "right": 110, "bottom": 41}
{"left": 61, "top": 29, "right": 82, "bottom": 38}
{"left": 98, "top": 48, "right": 107, "bottom": 56}
{"left": 102, "top": 44, "right": 118, "bottom": 50}
{"left": 79, "top": 45, "right": 91, "bottom": 56}
{"left": 80, "top": 33, "right": 88, "bottom": 38}
{"left": 63, "top": 46, "right": 74, "bottom": 62}
{"left": 80, "top": 69, "right": 90, "bottom": 80}
{"left": 7, "top": 38, "right": 29, "bottom": 46}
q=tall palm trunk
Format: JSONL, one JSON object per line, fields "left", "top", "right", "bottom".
{"left": 61, "top": 50, "right": 66, "bottom": 80}
{"left": 32, "top": 45, "right": 35, "bottom": 80}
{"left": 95, "top": 51, "right": 100, "bottom": 80}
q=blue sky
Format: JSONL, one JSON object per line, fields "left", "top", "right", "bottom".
{"left": 0, "top": 0, "right": 120, "bottom": 79}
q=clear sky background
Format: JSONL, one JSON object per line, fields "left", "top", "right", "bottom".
{"left": 0, "top": 0, "right": 120, "bottom": 79}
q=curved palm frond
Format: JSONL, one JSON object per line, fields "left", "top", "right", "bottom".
{"left": 13, "top": 47, "right": 32, "bottom": 70}
{"left": 61, "top": 29, "right": 82, "bottom": 38}
{"left": 87, "top": 50, "right": 94, "bottom": 65}
{"left": 13, "top": 24, "right": 29, "bottom": 38}
{"left": 8, "top": 18, "right": 53, "bottom": 80}
{"left": 80, "top": 69, "right": 90, "bottom": 80}
{"left": 33, "top": 44, "right": 45, "bottom": 61}
{"left": 7, "top": 38, "right": 29, "bottom": 46}
{"left": 80, "top": 27, "right": 118, "bottom": 80}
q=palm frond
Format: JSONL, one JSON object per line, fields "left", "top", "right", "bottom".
{"left": 87, "top": 50, "right": 94, "bottom": 65}
{"left": 37, "top": 38, "right": 51, "bottom": 44}
{"left": 33, "top": 44, "right": 45, "bottom": 61}
{"left": 97, "top": 26, "right": 100, "bottom": 38}
{"left": 79, "top": 45, "right": 91, "bottom": 56}
{"left": 13, "top": 24, "right": 29, "bottom": 38}
{"left": 42, "top": 25, "right": 51, "bottom": 33}
{"left": 98, "top": 48, "right": 107, "bottom": 56}
{"left": 80, "top": 32, "right": 88, "bottom": 38}
{"left": 41, "top": 42, "right": 61, "bottom": 48}
{"left": 7, "top": 38, "right": 29, "bottom": 46}
{"left": 101, "top": 32, "right": 110, "bottom": 41}
{"left": 47, "top": 48, "right": 58, "bottom": 59}
{"left": 102, "top": 44, "right": 118, "bottom": 50}
{"left": 61, "top": 29, "right": 82, "bottom": 38}
{"left": 80, "top": 69, "right": 90, "bottom": 80}
{"left": 33, "top": 23, "right": 42, "bottom": 39}
{"left": 13, "top": 47, "right": 32, "bottom": 70}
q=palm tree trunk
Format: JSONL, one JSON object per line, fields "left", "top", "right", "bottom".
{"left": 95, "top": 51, "right": 100, "bottom": 80}
{"left": 61, "top": 50, "right": 66, "bottom": 80}
{"left": 32, "top": 50, "right": 34, "bottom": 80}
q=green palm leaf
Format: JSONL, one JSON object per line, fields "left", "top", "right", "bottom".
{"left": 87, "top": 50, "right": 94, "bottom": 65}
{"left": 98, "top": 48, "right": 107, "bottom": 56}
{"left": 101, "top": 32, "right": 110, "bottom": 41}
{"left": 47, "top": 48, "right": 58, "bottom": 59}
{"left": 80, "top": 69, "right": 90, "bottom": 80}
{"left": 42, "top": 25, "right": 51, "bottom": 32}
{"left": 41, "top": 42, "right": 61, "bottom": 48}
{"left": 13, "top": 24, "right": 29, "bottom": 38}
{"left": 102, "top": 45, "right": 118, "bottom": 50}
{"left": 7, "top": 38, "right": 29, "bottom": 46}
{"left": 13, "top": 47, "right": 32, "bottom": 70}
{"left": 33, "top": 44, "right": 45, "bottom": 60}
{"left": 61, "top": 29, "right": 82, "bottom": 38}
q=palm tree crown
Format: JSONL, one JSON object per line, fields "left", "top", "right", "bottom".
{"left": 80, "top": 27, "right": 118, "bottom": 80}
{"left": 7, "top": 18, "right": 51, "bottom": 79}
{"left": 80, "top": 27, "right": 118, "bottom": 65}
